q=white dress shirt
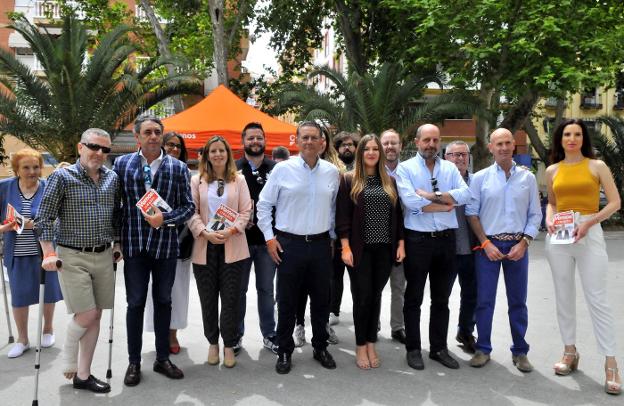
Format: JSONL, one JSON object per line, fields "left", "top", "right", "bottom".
{"left": 395, "top": 153, "right": 471, "bottom": 232}
{"left": 257, "top": 156, "right": 340, "bottom": 241}
{"left": 466, "top": 161, "right": 542, "bottom": 238}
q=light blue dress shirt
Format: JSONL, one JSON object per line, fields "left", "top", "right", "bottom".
{"left": 465, "top": 161, "right": 542, "bottom": 238}
{"left": 395, "top": 153, "right": 471, "bottom": 232}
{"left": 257, "top": 156, "right": 340, "bottom": 241}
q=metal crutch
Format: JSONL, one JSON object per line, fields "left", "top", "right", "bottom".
{"left": 106, "top": 251, "right": 121, "bottom": 379}
{"left": 0, "top": 245, "right": 15, "bottom": 343}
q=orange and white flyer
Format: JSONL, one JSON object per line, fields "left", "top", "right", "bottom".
{"left": 550, "top": 210, "right": 578, "bottom": 245}
{"left": 136, "top": 189, "right": 172, "bottom": 216}
{"left": 207, "top": 204, "right": 239, "bottom": 232}
{"left": 5, "top": 203, "right": 25, "bottom": 234}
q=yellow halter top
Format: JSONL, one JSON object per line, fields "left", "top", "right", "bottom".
{"left": 552, "top": 158, "right": 600, "bottom": 215}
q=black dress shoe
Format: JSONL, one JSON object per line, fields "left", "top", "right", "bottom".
{"left": 153, "top": 359, "right": 184, "bottom": 379}
{"left": 406, "top": 350, "right": 424, "bottom": 370}
{"left": 124, "top": 363, "right": 141, "bottom": 387}
{"left": 73, "top": 374, "right": 111, "bottom": 393}
{"left": 391, "top": 329, "right": 407, "bottom": 344}
{"left": 313, "top": 349, "right": 336, "bottom": 369}
{"left": 429, "top": 349, "right": 460, "bottom": 369}
{"left": 456, "top": 333, "right": 476, "bottom": 354}
{"left": 276, "top": 353, "right": 292, "bottom": 374}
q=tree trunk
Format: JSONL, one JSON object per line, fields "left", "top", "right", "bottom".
{"left": 334, "top": 0, "right": 368, "bottom": 75}
{"left": 208, "top": 0, "right": 229, "bottom": 87}
{"left": 523, "top": 119, "right": 549, "bottom": 164}
{"left": 472, "top": 86, "right": 495, "bottom": 170}
{"left": 138, "top": 0, "right": 184, "bottom": 113}
{"left": 499, "top": 89, "right": 539, "bottom": 132}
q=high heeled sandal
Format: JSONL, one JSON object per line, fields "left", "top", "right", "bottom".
{"left": 207, "top": 345, "right": 220, "bottom": 365}
{"left": 223, "top": 348, "right": 236, "bottom": 368}
{"left": 554, "top": 352, "right": 579, "bottom": 376}
{"left": 605, "top": 367, "right": 621, "bottom": 395}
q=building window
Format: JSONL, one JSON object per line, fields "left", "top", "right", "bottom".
{"left": 615, "top": 75, "right": 624, "bottom": 110}
{"left": 580, "top": 88, "right": 603, "bottom": 109}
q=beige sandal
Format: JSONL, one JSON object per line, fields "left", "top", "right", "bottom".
{"left": 605, "top": 367, "right": 621, "bottom": 395}
{"left": 554, "top": 352, "right": 579, "bottom": 376}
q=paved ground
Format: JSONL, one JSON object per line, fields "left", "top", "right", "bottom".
{"left": 1, "top": 232, "right": 623, "bottom": 405}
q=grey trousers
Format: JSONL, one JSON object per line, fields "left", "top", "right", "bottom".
{"left": 389, "top": 262, "right": 406, "bottom": 332}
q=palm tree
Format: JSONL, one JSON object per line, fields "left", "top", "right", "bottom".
{"left": 0, "top": 14, "right": 201, "bottom": 162}
{"left": 594, "top": 116, "right": 624, "bottom": 219}
{"left": 274, "top": 62, "right": 482, "bottom": 138}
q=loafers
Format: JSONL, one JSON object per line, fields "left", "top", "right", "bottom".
{"left": 429, "top": 349, "right": 460, "bottom": 369}
{"left": 313, "top": 349, "right": 336, "bottom": 369}
{"left": 276, "top": 353, "right": 292, "bottom": 374}
{"left": 456, "top": 333, "right": 476, "bottom": 354}
{"left": 391, "top": 329, "right": 407, "bottom": 344}
{"left": 124, "top": 363, "right": 141, "bottom": 386}
{"left": 470, "top": 351, "right": 491, "bottom": 368}
{"left": 153, "top": 359, "right": 184, "bottom": 379}
{"left": 512, "top": 354, "right": 533, "bottom": 373}
{"left": 406, "top": 349, "right": 424, "bottom": 370}
{"left": 7, "top": 342, "right": 30, "bottom": 358}
{"left": 232, "top": 337, "right": 243, "bottom": 356}
{"left": 73, "top": 374, "right": 111, "bottom": 393}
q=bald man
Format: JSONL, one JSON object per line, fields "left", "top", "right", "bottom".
{"left": 466, "top": 128, "right": 541, "bottom": 372}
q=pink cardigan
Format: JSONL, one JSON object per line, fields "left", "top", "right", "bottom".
{"left": 189, "top": 173, "right": 252, "bottom": 264}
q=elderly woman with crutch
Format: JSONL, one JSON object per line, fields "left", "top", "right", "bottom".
{"left": 0, "top": 148, "right": 62, "bottom": 359}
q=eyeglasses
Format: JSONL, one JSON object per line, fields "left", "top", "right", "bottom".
{"left": 251, "top": 169, "right": 265, "bottom": 185}
{"left": 217, "top": 179, "right": 225, "bottom": 197}
{"left": 431, "top": 177, "right": 440, "bottom": 193}
{"left": 81, "top": 143, "right": 111, "bottom": 154}
{"left": 339, "top": 143, "right": 355, "bottom": 149}
{"left": 143, "top": 164, "right": 152, "bottom": 188}
{"left": 445, "top": 152, "right": 469, "bottom": 159}
{"left": 165, "top": 142, "right": 182, "bottom": 150}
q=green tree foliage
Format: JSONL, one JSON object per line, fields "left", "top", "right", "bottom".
{"left": 380, "top": 0, "right": 624, "bottom": 168}
{"left": 274, "top": 63, "right": 482, "bottom": 138}
{"left": 0, "top": 14, "right": 202, "bottom": 162}
{"left": 594, "top": 116, "right": 624, "bottom": 219}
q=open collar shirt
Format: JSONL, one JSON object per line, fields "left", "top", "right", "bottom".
{"left": 465, "top": 161, "right": 542, "bottom": 238}
{"left": 257, "top": 155, "right": 339, "bottom": 241}
{"left": 395, "top": 152, "right": 470, "bottom": 232}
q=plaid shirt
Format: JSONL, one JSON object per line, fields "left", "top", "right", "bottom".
{"left": 113, "top": 151, "right": 194, "bottom": 259}
{"left": 36, "top": 161, "right": 121, "bottom": 246}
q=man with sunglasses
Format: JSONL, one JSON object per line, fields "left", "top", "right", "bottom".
{"left": 444, "top": 141, "right": 478, "bottom": 353}
{"left": 113, "top": 115, "right": 194, "bottom": 386}
{"left": 234, "top": 122, "right": 278, "bottom": 355}
{"left": 395, "top": 124, "right": 471, "bottom": 371}
{"left": 257, "top": 121, "right": 340, "bottom": 374}
{"left": 37, "top": 128, "right": 122, "bottom": 393}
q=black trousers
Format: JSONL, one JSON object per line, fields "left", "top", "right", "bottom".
{"left": 193, "top": 243, "right": 243, "bottom": 347}
{"left": 276, "top": 235, "right": 331, "bottom": 356}
{"left": 348, "top": 244, "right": 392, "bottom": 345}
{"left": 330, "top": 241, "right": 347, "bottom": 316}
{"left": 403, "top": 230, "right": 456, "bottom": 353}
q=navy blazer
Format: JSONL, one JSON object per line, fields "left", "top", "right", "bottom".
{"left": 0, "top": 177, "right": 46, "bottom": 270}
{"left": 113, "top": 151, "right": 195, "bottom": 259}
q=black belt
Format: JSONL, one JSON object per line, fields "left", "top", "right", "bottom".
{"left": 58, "top": 243, "right": 110, "bottom": 253}
{"left": 276, "top": 230, "right": 330, "bottom": 242}
{"left": 407, "top": 229, "right": 454, "bottom": 238}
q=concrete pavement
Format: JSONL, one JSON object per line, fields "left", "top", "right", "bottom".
{"left": 1, "top": 233, "right": 623, "bottom": 405}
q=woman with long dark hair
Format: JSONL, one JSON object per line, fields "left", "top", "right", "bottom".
{"left": 189, "top": 136, "right": 252, "bottom": 368}
{"left": 544, "top": 118, "right": 621, "bottom": 395}
{"left": 336, "top": 134, "right": 405, "bottom": 369}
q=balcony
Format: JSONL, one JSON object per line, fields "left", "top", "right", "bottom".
{"left": 580, "top": 95, "right": 603, "bottom": 110}
{"left": 614, "top": 91, "right": 624, "bottom": 110}
{"left": 544, "top": 97, "right": 566, "bottom": 109}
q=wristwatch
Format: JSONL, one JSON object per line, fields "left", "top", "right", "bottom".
{"left": 522, "top": 235, "right": 532, "bottom": 246}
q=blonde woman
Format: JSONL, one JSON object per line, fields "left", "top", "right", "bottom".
{"left": 189, "top": 136, "right": 252, "bottom": 368}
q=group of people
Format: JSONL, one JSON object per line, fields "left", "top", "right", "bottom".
{"left": 0, "top": 116, "right": 620, "bottom": 396}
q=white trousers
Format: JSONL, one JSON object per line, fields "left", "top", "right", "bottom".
{"left": 144, "top": 259, "right": 192, "bottom": 331}
{"left": 545, "top": 219, "right": 616, "bottom": 355}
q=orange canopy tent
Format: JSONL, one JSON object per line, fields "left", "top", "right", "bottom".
{"left": 162, "top": 85, "right": 297, "bottom": 157}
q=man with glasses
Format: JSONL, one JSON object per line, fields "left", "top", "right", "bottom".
{"left": 334, "top": 131, "right": 360, "bottom": 171}
{"left": 380, "top": 129, "right": 407, "bottom": 344}
{"left": 395, "top": 124, "right": 471, "bottom": 371}
{"left": 113, "top": 115, "right": 194, "bottom": 386}
{"left": 37, "top": 128, "right": 122, "bottom": 393}
{"left": 444, "top": 141, "right": 478, "bottom": 353}
{"left": 234, "top": 122, "right": 278, "bottom": 355}
{"left": 257, "top": 121, "right": 340, "bottom": 374}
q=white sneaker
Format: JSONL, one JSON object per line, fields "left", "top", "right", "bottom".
{"left": 329, "top": 312, "right": 340, "bottom": 326}
{"left": 8, "top": 342, "right": 30, "bottom": 358}
{"left": 294, "top": 324, "right": 306, "bottom": 347}
{"left": 42, "top": 333, "right": 55, "bottom": 348}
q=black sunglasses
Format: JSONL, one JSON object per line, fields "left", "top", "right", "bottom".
{"left": 431, "top": 177, "right": 439, "bottom": 193}
{"left": 165, "top": 142, "right": 182, "bottom": 150}
{"left": 81, "top": 143, "right": 111, "bottom": 154}
{"left": 217, "top": 179, "right": 225, "bottom": 197}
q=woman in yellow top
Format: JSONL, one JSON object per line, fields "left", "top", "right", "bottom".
{"left": 544, "top": 118, "right": 621, "bottom": 395}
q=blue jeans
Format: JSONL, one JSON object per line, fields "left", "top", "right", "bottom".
{"left": 474, "top": 240, "right": 529, "bottom": 355}
{"left": 448, "top": 254, "right": 477, "bottom": 336}
{"left": 124, "top": 254, "right": 177, "bottom": 364}
{"left": 238, "top": 244, "right": 276, "bottom": 338}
